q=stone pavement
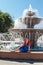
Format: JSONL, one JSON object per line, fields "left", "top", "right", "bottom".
{"left": 0, "top": 59, "right": 43, "bottom": 65}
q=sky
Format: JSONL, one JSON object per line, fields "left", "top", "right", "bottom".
{"left": 0, "top": 0, "right": 43, "bottom": 19}
{"left": 0, "top": 0, "right": 43, "bottom": 28}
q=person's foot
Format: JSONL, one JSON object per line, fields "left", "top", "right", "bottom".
{"left": 15, "top": 50, "right": 20, "bottom": 52}
{"left": 14, "top": 48, "right": 20, "bottom": 52}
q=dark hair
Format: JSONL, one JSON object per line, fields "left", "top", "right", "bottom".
{"left": 25, "top": 33, "right": 29, "bottom": 38}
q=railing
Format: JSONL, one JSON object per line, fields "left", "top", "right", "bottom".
{"left": 0, "top": 33, "right": 15, "bottom": 41}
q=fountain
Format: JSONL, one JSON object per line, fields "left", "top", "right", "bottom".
{"left": 9, "top": 4, "right": 43, "bottom": 49}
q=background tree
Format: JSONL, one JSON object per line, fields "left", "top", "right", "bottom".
{"left": 0, "top": 10, "right": 14, "bottom": 33}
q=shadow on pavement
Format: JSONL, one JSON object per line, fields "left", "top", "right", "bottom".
{"left": 0, "top": 57, "right": 43, "bottom": 64}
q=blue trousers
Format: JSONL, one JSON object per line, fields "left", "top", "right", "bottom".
{"left": 20, "top": 45, "right": 28, "bottom": 52}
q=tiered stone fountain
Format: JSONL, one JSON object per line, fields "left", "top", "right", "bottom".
{"left": 9, "top": 4, "right": 43, "bottom": 48}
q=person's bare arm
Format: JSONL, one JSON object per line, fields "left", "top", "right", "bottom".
{"left": 28, "top": 47, "right": 30, "bottom": 52}
{"left": 28, "top": 45, "right": 30, "bottom": 52}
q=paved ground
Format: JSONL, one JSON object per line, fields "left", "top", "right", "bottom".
{"left": 0, "top": 59, "right": 43, "bottom": 65}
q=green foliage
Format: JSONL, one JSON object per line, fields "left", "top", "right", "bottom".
{"left": 0, "top": 11, "right": 14, "bottom": 33}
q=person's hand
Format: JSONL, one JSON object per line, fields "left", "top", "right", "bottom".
{"left": 29, "top": 46, "right": 30, "bottom": 51}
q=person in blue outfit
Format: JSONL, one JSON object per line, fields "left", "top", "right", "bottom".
{"left": 19, "top": 37, "right": 30, "bottom": 52}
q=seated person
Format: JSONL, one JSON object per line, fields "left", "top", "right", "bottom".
{"left": 19, "top": 37, "right": 30, "bottom": 52}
